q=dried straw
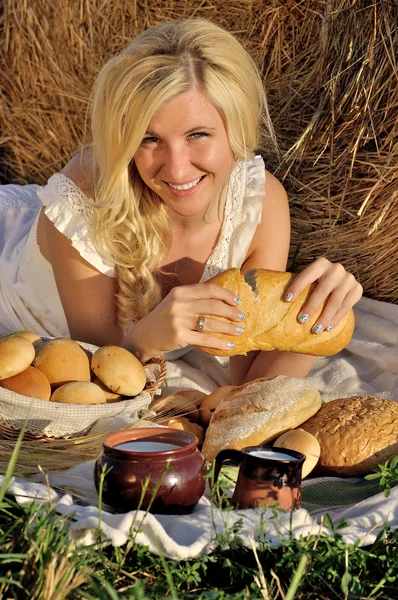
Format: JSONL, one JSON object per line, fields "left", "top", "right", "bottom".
{"left": 0, "top": 400, "right": 200, "bottom": 476}
{"left": 0, "top": 0, "right": 397, "bottom": 302}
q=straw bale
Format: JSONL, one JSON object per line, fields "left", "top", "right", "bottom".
{"left": 0, "top": 0, "right": 397, "bottom": 302}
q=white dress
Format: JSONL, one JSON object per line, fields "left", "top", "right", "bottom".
{"left": 0, "top": 156, "right": 266, "bottom": 354}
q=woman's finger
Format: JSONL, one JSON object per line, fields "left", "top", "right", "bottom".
{"left": 313, "top": 283, "right": 363, "bottom": 332}
{"left": 284, "top": 257, "right": 336, "bottom": 301}
{"left": 185, "top": 330, "right": 238, "bottom": 352}
{"left": 186, "top": 298, "right": 245, "bottom": 324}
{"left": 297, "top": 270, "right": 355, "bottom": 324}
{"left": 193, "top": 315, "right": 245, "bottom": 336}
{"left": 172, "top": 282, "right": 241, "bottom": 307}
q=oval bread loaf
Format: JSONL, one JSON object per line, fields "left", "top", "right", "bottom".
{"left": 273, "top": 428, "right": 320, "bottom": 477}
{"left": 0, "top": 336, "right": 35, "bottom": 380}
{"left": 202, "top": 376, "right": 322, "bottom": 461}
{"left": 91, "top": 345, "right": 146, "bottom": 396}
{"left": 16, "top": 331, "right": 42, "bottom": 344}
{"left": 199, "top": 386, "right": 235, "bottom": 426}
{"left": 0, "top": 366, "right": 51, "bottom": 401}
{"left": 162, "top": 417, "right": 205, "bottom": 444}
{"left": 92, "top": 376, "right": 122, "bottom": 402}
{"left": 51, "top": 381, "right": 107, "bottom": 404}
{"left": 196, "top": 268, "right": 355, "bottom": 357}
{"left": 300, "top": 396, "right": 398, "bottom": 476}
{"left": 33, "top": 338, "right": 91, "bottom": 389}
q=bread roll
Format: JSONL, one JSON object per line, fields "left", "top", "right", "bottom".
{"left": 0, "top": 336, "right": 35, "bottom": 380}
{"left": 92, "top": 376, "right": 122, "bottom": 402}
{"left": 33, "top": 338, "right": 91, "bottom": 389}
{"left": 162, "top": 417, "right": 205, "bottom": 444}
{"left": 51, "top": 381, "right": 107, "bottom": 404}
{"left": 16, "top": 331, "right": 42, "bottom": 344}
{"left": 300, "top": 396, "right": 398, "bottom": 476}
{"left": 196, "top": 268, "right": 355, "bottom": 357}
{"left": 202, "top": 376, "right": 322, "bottom": 461}
{"left": 0, "top": 366, "right": 51, "bottom": 401}
{"left": 91, "top": 345, "right": 146, "bottom": 396}
{"left": 199, "top": 386, "right": 235, "bottom": 426}
{"left": 273, "top": 428, "right": 320, "bottom": 477}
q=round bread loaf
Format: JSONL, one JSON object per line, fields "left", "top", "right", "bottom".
{"left": 92, "top": 376, "right": 122, "bottom": 402}
{"left": 162, "top": 417, "right": 204, "bottom": 444}
{"left": 91, "top": 345, "right": 146, "bottom": 396}
{"left": 0, "top": 366, "right": 51, "bottom": 400}
{"left": 199, "top": 386, "right": 235, "bottom": 426}
{"left": 202, "top": 376, "right": 322, "bottom": 461}
{"left": 0, "top": 336, "right": 35, "bottom": 380}
{"left": 300, "top": 396, "right": 398, "bottom": 476}
{"left": 33, "top": 338, "right": 91, "bottom": 389}
{"left": 273, "top": 428, "right": 321, "bottom": 478}
{"left": 16, "top": 331, "right": 42, "bottom": 344}
{"left": 51, "top": 381, "right": 107, "bottom": 404}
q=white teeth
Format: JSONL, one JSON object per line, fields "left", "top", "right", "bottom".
{"left": 168, "top": 176, "right": 202, "bottom": 190}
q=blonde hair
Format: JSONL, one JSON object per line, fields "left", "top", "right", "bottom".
{"left": 89, "top": 18, "right": 276, "bottom": 325}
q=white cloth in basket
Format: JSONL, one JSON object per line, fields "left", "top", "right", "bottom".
{"left": 0, "top": 340, "right": 152, "bottom": 437}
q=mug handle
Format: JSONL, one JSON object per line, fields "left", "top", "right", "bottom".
{"left": 213, "top": 449, "right": 244, "bottom": 485}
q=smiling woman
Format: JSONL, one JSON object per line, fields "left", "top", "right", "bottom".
{"left": 0, "top": 18, "right": 362, "bottom": 386}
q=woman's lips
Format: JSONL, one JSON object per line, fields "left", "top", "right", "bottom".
{"left": 165, "top": 175, "right": 206, "bottom": 197}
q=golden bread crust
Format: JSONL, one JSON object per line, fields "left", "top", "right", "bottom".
{"left": 202, "top": 375, "right": 322, "bottom": 461}
{"left": 196, "top": 268, "right": 355, "bottom": 357}
{"left": 300, "top": 396, "right": 398, "bottom": 476}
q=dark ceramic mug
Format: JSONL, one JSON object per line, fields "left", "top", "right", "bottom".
{"left": 94, "top": 428, "right": 206, "bottom": 514}
{"left": 214, "top": 446, "right": 305, "bottom": 510}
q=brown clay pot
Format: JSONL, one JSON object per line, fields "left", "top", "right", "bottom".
{"left": 94, "top": 428, "right": 206, "bottom": 514}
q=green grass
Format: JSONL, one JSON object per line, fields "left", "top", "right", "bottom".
{"left": 0, "top": 489, "right": 397, "bottom": 599}
{"left": 0, "top": 440, "right": 397, "bottom": 599}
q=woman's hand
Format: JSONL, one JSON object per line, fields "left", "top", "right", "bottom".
{"left": 125, "top": 283, "right": 246, "bottom": 361}
{"left": 284, "top": 257, "right": 363, "bottom": 334}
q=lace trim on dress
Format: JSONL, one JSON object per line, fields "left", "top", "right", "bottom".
{"left": 37, "top": 173, "right": 116, "bottom": 277}
{"left": 37, "top": 157, "right": 265, "bottom": 285}
{"left": 201, "top": 155, "right": 265, "bottom": 281}
{"left": 228, "top": 155, "right": 265, "bottom": 269}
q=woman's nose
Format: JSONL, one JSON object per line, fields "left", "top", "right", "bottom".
{"left": 163, "top": 145, "right": 192, "bottom": 182}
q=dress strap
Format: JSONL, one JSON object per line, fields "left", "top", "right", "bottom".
{"left": 37, "top": 173, "right": 116, "bottom": 277}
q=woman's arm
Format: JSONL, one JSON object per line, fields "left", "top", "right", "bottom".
{"left": 38, "top": 210, "right": 245, "bottom": 355}
{"left": 37, "top": 209, "right": 125, "bottom": 347}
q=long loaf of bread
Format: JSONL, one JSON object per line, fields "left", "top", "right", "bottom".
{"left": 202, "top": 376, "right": 322, "bottom": 461}
{"left": 196, "top": 268, "right": 355, "bottom": 357}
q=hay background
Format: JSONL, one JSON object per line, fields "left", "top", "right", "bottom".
{"left": 0, "top": 0, "right": 397, "bottom": 303}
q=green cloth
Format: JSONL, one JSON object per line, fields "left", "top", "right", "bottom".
{"left": 218, "top": 465, "right": 385, "bottom": 515}
{"left": 301, "top": 477, "right": 382, "bottom": 514}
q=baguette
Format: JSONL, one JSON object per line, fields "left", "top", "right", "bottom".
{"left": 202, "top": 376, "right": 322, "bottom": 461}
{"left": 196, "top": 268, "right": 355, "bottom": 357}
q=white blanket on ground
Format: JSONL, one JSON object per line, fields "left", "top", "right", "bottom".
{"left": 1, "top": 296, "right": 398, "bottom": 558}
{"left": 1, "top": 469, "right": 397, "bottom": 559}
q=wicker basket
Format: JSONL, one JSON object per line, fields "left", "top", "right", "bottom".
{"left": 0, "top": 336, "right": 167, "bottom": 440}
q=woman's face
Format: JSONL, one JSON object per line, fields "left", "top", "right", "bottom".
{"left": 133, "top": 88, "right": 235, "bottom": 219}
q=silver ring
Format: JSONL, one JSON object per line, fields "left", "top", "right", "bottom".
{"left": 196, "top": 316, "right": 205, "bottom": 332}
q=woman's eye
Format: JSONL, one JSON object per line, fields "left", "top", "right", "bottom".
{"left": 141, "top": 136, "right": 159, "bottom": 144}
{"left": 189, "top": 132, "right": 209, "bottom": 139}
